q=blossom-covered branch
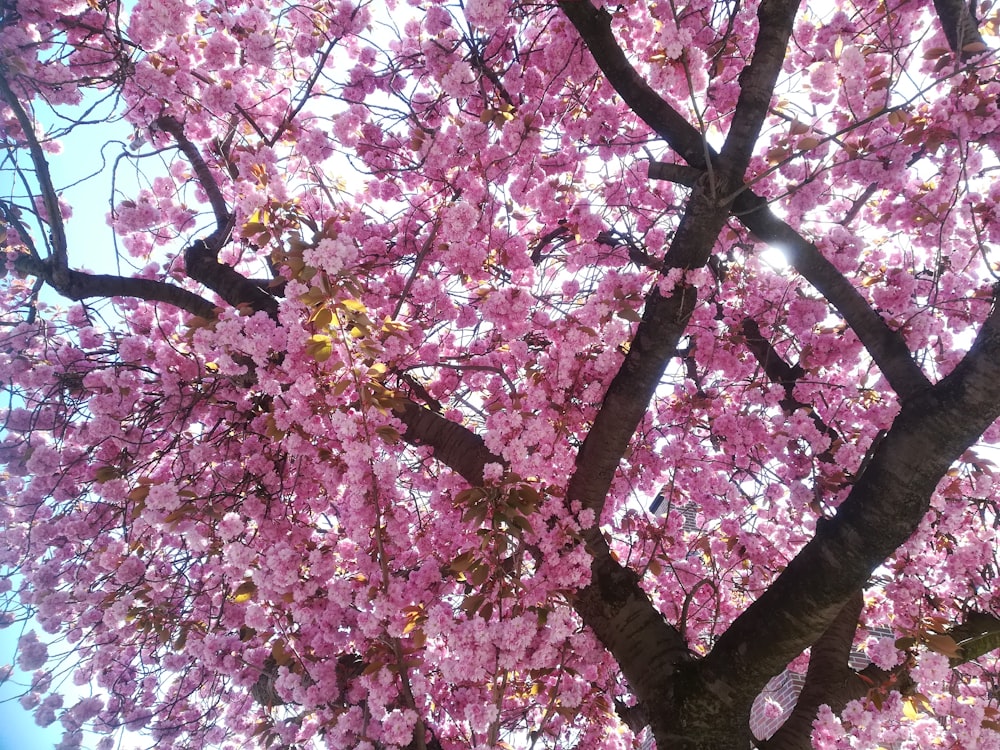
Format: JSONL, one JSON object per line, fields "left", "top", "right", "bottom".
{"left": 701, "top": 292, "right": 1000, "bottom": 732}
{"left": 717, "top": 0, "right": 801, "bottom": 174}
{"left": 565, "top": 0, "right": 930, "bottom": 400}
{"left": 733, "top": 198, "right": 931, "bottom": 400}
{"left": 154, "top": 115, "right": 233, "bottom": 248}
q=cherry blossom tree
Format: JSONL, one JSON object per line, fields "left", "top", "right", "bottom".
{"left": 3, "top": 0, "right": 1000, "bottom": 748}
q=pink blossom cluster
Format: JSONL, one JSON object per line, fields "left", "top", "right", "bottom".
{"left": 2, "top": 0, "right": 1000, "bottom": 748}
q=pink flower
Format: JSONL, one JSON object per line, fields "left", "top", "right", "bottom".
{"left": 811, "top": 704, "right": 846, "bottom": 747}
{"left": 218, "top": 512, "right": 244, "bottom": 541}
{"left": 244, "top": 32, "right": 275, "bottom": 67}
{"left": 911, "top": 651, "right": 951, "bottom": 692}
{"left": 482, "top": 462, "right": 504, "bottom": 483}
{"left": 464, "top": 0, "right": 506, "bottom": 28}
{"left": 34, "top": 693, "right": 63, "bottom": 727}
{"left": 202, "top": 32, "right": 238, "bottom": 70}
{"left": 17, "top": 631, "right": 48, "bottom": 672}
{"left": 866, "top": 636, "right": 903, "bottom": 669}
{"left": 380, "top": 708, "right": 418, "bottom": 746}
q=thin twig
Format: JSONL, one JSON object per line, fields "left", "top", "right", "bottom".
{"left": 0, "top": 71, "right": 69, "bottom": 285}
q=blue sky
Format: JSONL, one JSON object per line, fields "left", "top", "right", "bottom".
{"left": 0, "top": 650, "right": 64, "bottom": 750}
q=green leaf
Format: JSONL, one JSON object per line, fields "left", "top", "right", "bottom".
{"left": 94, "top": 466, "right": 121, "bottom": 483}
{"left": 232, "top": 579, "right": 257, "bottom": 604}
{"left": 271, "top": 639, "right": 294, "bottom": 667}
{"left": 449, "top": 551, "right": 477, "bottom": 573}
{"left": 454, "top": 488, "right": 487, "bottom": 506}
{"left": 306, "top": 334, "right": 334, "bottom": 362}
{"left": 461, "top": 594, "right": 485, "bottom": 616}
{"left": 375, "top": 425, "right": 401, "bottom": 443}
{"left": 311, "top": 307, "right": 334, "bottom": 328}
{"left": 467, "top": 563, "right": 490, "bottom": 587}
{"left": 510, "top": 514, "right": 534, "bottom": 535}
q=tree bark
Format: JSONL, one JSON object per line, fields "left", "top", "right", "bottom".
{"left": 14, "top": 254, "right": 219, "bottom": 319}
{"left": 760, "top": 592, "right": 866, "bottom": 750}
{"left": 931, "top": 0, "right": 985, "bottom": 57}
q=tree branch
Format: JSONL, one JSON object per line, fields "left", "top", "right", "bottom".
{"left": 732, "top": 195, "right": 931, "bottom": 401}
{"left": 696, "top": 294, "right": 1000, "bottom": 727}
{"left": 931, "top": 0, "right": 986, "bottom": 58}
{"left": 184, "top": 240, "right": 280, "bottom": 320}
{"left": 558, "top": 3, "right": 807, "bottom": 727}
{"left": 740, "top": 318, "right": 805, "bottom": 406}
{"left": 14, "top": 252, "right": 219, "bottom": 319}
{"left": 152, "top": 117, "right": 280, "bottom": 319}
{"left": 566, "top": 284, "right": 697, "bottom": 513}
{"left": 393, "top": 400, "right": 503, "bottom": 486}
{"left": 760, "top": 592, "right": 866, "bottom": 750}
{"left": 718, "top": 0, "right": 802, "bottom": 175}
{"left": 154, "top": 115, "right": 233, "bottom": 249}
{"left": 562, "top": 0, "right": 929, "bottom": 401}
{"left": 394, "top": 398, "right": 691, "bottom": 718}
{"left": 557, "top": 0, "right": 709, "bottom": 169}
{"left": 575, "top": 526, "right": 693, "bottom": 718}
{"left": 647, "top": 161, "right": 701, "bottom": 187}
{"left": 0, "top": 92, "right": 273, "bottom": 323}
{"left": 0, "top": 71, "right": 69, "bottom": 286}
{"left": 740, "top": 318, "right": 839, "bottom": 448}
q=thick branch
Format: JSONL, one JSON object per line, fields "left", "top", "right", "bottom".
{"left": 155, "top": 115, "right": 233, "bottom": 248}
{"left": 719, "top": 0, "right": 802, "bottom": 175}
{"left": 576, "top": 527, "right": 693, "bottom": 717}
{"left": 394, "top": 400, "right": 502, "bottom": 486}
{"left": 15, "top": 253, "right": 219, "bottom": 319}
{"left": 184, "top": 240, "right": 280, "bottom": 320}
{"left": 557, "top": 0, "right": 708, "bottom": 168}
{"left": 0, "top": 103, "right": 273, "bottom": 322}
{"left": 563, "top": 138, "right": 771, "bottom": 727}
{"left": 647, "top": 161, "right": 701, "bottom": 187}
{"left": 696, "top": 296, "right": 1000, "bottom": 724}
{"left": 740, "top": 318, "right": 805, "bottom": 405}
{"left": 567, "top": 172, "right": 741, "bottom": 521}
{"left": 760, "top": 607, "right": 1000, "bottom": 749}
{"left": 931, "top": 0, "right": 986, "bottom": 57}
{"left": 394, "top": 399, "right": 691, "bottom": 714}
{"left": 760, "top": 592, "right": 866, "bottom": 750}
{"left": 559, "top": 2, "right": 802, "bottom": 724}
{"left": 740, "top": 318, "right": 839, "bottom": 448}
{"left": 566, "top": 284, "right": 696, "bottom": 514}
{"left": 154, "top": 118, "right": 279, "bottom": 319}
{"left": 732, "top": 195, "right": 931, "bottom": 401}
{"left": 591, "top": 0, "right": 928, "bottom": 399}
